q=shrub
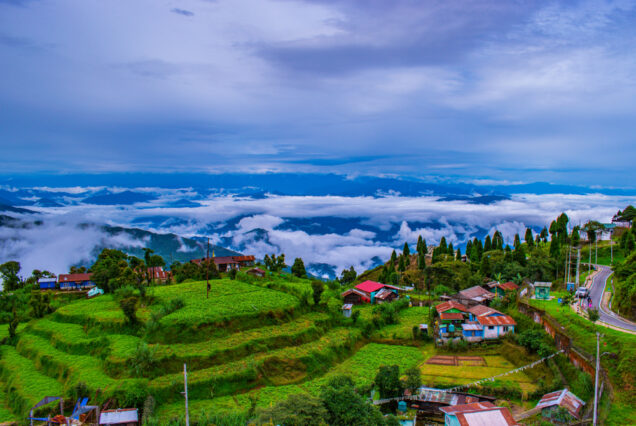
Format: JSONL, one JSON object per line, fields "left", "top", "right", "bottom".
{"left": 120, "top": 296, "right": 139, "bottom": 325}
{"left": 128, "top": 343, "right": 158, "bottom": 377}
{"left": 587, "top": 308, "right": 600, "bottom": 323}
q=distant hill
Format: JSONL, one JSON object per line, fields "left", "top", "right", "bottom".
{"left": 83, "top": 190, "right": 157, "bottom": 205}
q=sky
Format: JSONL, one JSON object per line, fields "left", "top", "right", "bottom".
{"left": 1, "top": 0, "right": 635, "bottom": 186}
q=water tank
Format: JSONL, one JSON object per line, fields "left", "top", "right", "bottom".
{"left": 449, "top": 324, "right": 455, "bottom": 333}
{"left": 398, "top": 401, "right": 407, "bottom": 412}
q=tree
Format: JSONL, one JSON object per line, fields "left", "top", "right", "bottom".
{"left": 418, "top": 252, "right": 426, "bottom": 270}
{"left": 456, "top": 247, "right": 462, "bottom": 261}
{"left": 29, "top": 292, "right": 52, "bottom": 318}
{"left": 587, "top": 309, "right": 599, "bottom": 323}
{"left": 0, "top": 261, "right": 22, "bottom": 291}
{"left": 390, "top": 250, "right": 397, "bottom": 265}
{"left": 571, "top": 226, "right": 581, "bottom": 247}
{"left": 375, "top": 365, "right": 403, "bottom": 398}
{"left": 402, "top": 242, "right": 410, "bottom": 259}
{"left": 256, "top": 393, "right": 327, "bottom": 426}
{"left": 484, "top": 235, "right": 492, "bottom": 252}
{"left": 525, "top": 228, "right": 534, "bottom": 247}
{"left": 339, "top": 266, "right": 357, "bottom": 285}
{"left": 540, "top": 226, "right": 548, "bottom": 243}
{"left": 398, "top": 255, "right": 406, "bottom": 272}
{"left": 439, "top": 237, "right": 447, "bottom": 253}
{"left": 320, "top": 375, "right": 385, "bottom": 426}
{"left": 404, "top": 366, "right": 422, "bottom": 393}
{"left": 128, "top": 342, "right": 157, "bottom": 377}
{"left": 311, "top": 280, "right": 324, "bottom": 305}
{"left": 448, "top": 242, "right": 454, "bottom": 257}
{"left": 513, "top": 233, "right": 521, "bottom": 249}
{"left": 291, "top": 258, "right": 307, "bottom": 278}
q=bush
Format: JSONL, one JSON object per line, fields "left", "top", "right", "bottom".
{"left": 128, "top": 343, "right": 158, "bottom": 377}
{"left": 120, "top": 296, "right": 139, "bottom": 325}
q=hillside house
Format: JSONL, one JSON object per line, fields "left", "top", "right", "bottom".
{"left": 533, "top": 282, "right": 552, "bottom": 300}
{"left": 486, "top": 281, "right": 518, "bottom": 298}
{"left": 340, "top": 281, "right": 399, "bottom": 304}
{"left": 440, "top": 402, "right": 517, "bottom": 426}
{"left": 536, "top": 389, "right": 585, "bottom": 423}
{"left": 192, "top": 256, "right": 239, "bottom": 272}
{"left": 38, "top": 277, "right": 57, "bottom": 290}
{"left": 58, "top": 273, "right": 95, "bottom": 290}
{"left": 451, "top": 286, "right": 495, "bottom": 307}
{"left": 436, "top": 301, "right": 468, "bottom": 338}
{"left": 233, "top": 255, "right": 256, "bottom": 267}
{"left": 477, "top": 315, "right": 516, "bottom": 339}
{"left": 147, "top": 267, "right": 171, "bottom": 283}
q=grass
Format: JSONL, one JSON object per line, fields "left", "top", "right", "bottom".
{"left": 0, "top": 346, "right": 64, "bottom": 416}
{"left": 372, "top": 306, "right": 430, "bottom": 340}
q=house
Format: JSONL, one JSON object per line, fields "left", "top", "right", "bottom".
{"left": 440, "top": 402, "right": 517, "bottom": 426}
{"left": 342, "top": 304, "right": 353, "bottom": 318}
{"left": 341, "top": 281, "right": 399, "bottom": 304}
{"left": 486, "top": 281, "right": 518, "bottom": 298}
{"left": 435, "top": 301, "right": 468, "bottom": 338}
{"left": 453, "top": 286, "right": 495, "bottom": 306}
{"left": 536, "top": 389, "right": 585, "bottom": 423}
{"left": 436, "top": 301, "right": 468, "bottom": 315}
{"left": 477, "top": 315, "right": 516, "bottom": 339}
{"left": 247, "top": 268, "right": 266, "bottom": 278}
{"left": 99, "top": 408, "right": 139, "bottom": 425}
{"left": 533, "top": 282, "right": 552, "bottom": 300}
{"left": 147, "top": 267, "right": 171, "bottom": 283}
{"left": 341, "top": 288, "right": 370, "bottom": 305}
{"left": 233, "top": 255, "right": 256, "bottom": 267}
{"left": 192, "top": 256, "right": 239, "bottom": 272}
{"left": 409, "top": 388, "right": 496, "bottom": 415}
{"left": 38, "top": 277, "right": 57, "bottom": 290}
{"left": 58, "top": 273, "right": 95, "bottom": 290}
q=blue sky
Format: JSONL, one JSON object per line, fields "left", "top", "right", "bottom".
{"left": 1, "top": 0, "right": 636, "bottom": 186}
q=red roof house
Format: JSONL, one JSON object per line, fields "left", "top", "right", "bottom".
{"left": 440, "top": 402, "right": 518, "bottom": 425}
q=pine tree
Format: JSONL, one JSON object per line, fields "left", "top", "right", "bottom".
{"left": 466, "top": 240, "right": 473, "bottom": 258}
{"left": 540, "top": 226, "right": 548, "bottom": 242}
{"left": 484, "top": 235, "right": 492, "bottom": 252}
{"left": 456, "top": 247, "right": 462, "bottom": 261}
{"left": 421, "top": 238, "right": 427, "bottom": 256}
{"left": 398, "top": 255, "right": 406, "bottom": 272}
{"left": 571, "top": 226, "right": 581, "bottom": 247}
{"left": 525, "top": 228, "right": 534, "bottom": 247}
{"left": 439, "top": 237, "right": 447, "bottom": 252}
{"left": 403, "top": 242, "right": 410, "bottom": 259}
{"left": 416, "top": 236, "right": 423, "bottom": 254}
{"left": 513, "top": 233, "right": 521, "bottom": 249}
{"left": 418, "top": 252, "right": 426, "bottom": 270}
{"left": 448, "top": 242, "right": 454, "bottom": 257}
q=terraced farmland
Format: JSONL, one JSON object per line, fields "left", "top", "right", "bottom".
{"left": 0, "top": 276, "right": 552, "bottom": 423}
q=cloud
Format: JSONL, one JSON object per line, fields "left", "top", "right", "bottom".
{"left": 171, "top": 8, "right": 194, "bottom": 17}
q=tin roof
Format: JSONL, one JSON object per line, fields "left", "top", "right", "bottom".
{"left": 459, "top": 286, "right": 495, "bottom": 301}
{"left": 468, "top": 304, "right": 501, "bottom": 317}
{"left": 355, "top": 280, "right": 385, "bottom": 293}
{"left": 38, "top": 277, "right": 57, "bottom": 283}
{"left": 342, "top": 304, "right": 353, "bottom": 310}
{"left": 533, "top": 281, "right": 552, "bottom": 288}
{"left": 341, "top": 288, "right": 369, "bottom": 299}
{"left": 58, "top": 273, "right": 93, "bottom": 282}
{"left": 436, "top": 300, "right": 468, "bottom": 313}
{"left": 477, "top": 315, "right": 516, "bottom": 326}
{"left": 536, "top": 388, "right": 585, "bottom": 418}
{"left": 441, "top": 402, "right": 517, "bottom": 426}
{"left": 462, "top": 322, "right": 483, "bottom": 331}
{"left": 99, "top": 408, "right": 138, "bottom": 425}
{"left": 440, "top": 312, "right": 465, "bottom": 321}
{"left": 375, "top": 288, "right": 396, "bottom": 300}
{"left": 500, "top": 281, "right": 519, "bottom": 291}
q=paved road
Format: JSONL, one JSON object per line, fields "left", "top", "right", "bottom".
{"left": 588, "top": 265, "right": 636, "bottom": 332}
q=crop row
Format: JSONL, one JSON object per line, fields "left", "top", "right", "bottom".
{"left": 148, "top": 328, "right": 362, "bottom": 403}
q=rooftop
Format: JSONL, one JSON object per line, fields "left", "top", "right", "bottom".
{"left": 536, "top": 388, "right": 585, "bottom": 419}
{"left": 476, "top": 315, "right": 516, "bottom": 326}
{"left": 436, "top": 300, "right": 468, "bottom": 313}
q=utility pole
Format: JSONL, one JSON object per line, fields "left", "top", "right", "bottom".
{"left": 595, "top": 231, "right": 599, "bottom": 265}
{"left": 564, "top": 248, "right": 569, "bottom": 284}
{"left": 183, "top": 364, "right": 190, "bottom": 426}
{"left": 576, "top": 248, "right": 581, "bottom": 285}
{"left": 206, "top": 238, "right": 210, "bottom": 299}
{"left": 593, "top": 332, "right": 600, "bottom": 426}
{"left": 610, "top": 230, "right": 613, "bottom": 263}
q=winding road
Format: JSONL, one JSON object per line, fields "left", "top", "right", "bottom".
{"left": 588, "top": 265, "right": 636, "bottom": 332}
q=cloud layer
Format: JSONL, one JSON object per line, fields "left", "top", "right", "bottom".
{"left": 1, "top": 0, "right": 635, "bottom": 185}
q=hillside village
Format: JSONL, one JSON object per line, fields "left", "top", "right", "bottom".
{"left": 0, "top": 208, "right": 634, "bottom": 425}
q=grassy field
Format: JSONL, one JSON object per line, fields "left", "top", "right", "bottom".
{"left": 372, "top": 306, "right": 430, "bottom": 340}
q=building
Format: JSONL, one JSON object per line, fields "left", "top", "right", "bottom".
{"left": 147, "top": 267, "right": 171, "bottom": 283}
{"left": 342, "top": 304, "right": 353, "bottom": 318}
{"left": 533, "top": 282, "right": 552, "bottom": 300}
{"left": 436, "top": 301, "right": 468, "bottom": 338}
{"left": 99, "top": 408, "right": 139, "bottom": 425}
{"left": 247, "top": 267, "right": 266, "bottom": 278}
{"left": 192, "top": 256, "right": 239, "bottom": 272}
{"left": 341, "top": 281, "right": 399, "bottom": 304}
{"left": 486, "top": 281, "right": 518, "bottom": 298}
{"left": 233, "top": 255, "right": 256, "bottom": 267}
{"left": 440, "top": 402, "right": 517, "bottom": 426}
{"left": 58, "top": 273, "right": 95, "bottom": 290}
{"left": 535, "top": 389, "right": 585, "bottom": 423}
{"left": 38, "top": 277, "right": 57, "bottom": 290}
{"left": 452, "top": 286, "right": 495, "bottom": 306}
{"left": 476, "top": 315, "right": 516, "bottom": 339}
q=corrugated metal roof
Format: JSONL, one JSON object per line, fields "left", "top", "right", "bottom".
{"left": 462, "top": 322, "right": 483, "bottom": 331}
{"left": 375, "top": 288, "right": 396, "bottom": 299}
{"left": 342, "top": 304, "right": 353, "bottom": 310}
{"left": 99, "top": 408, "right": 138, "bottom": 425}
{"left": 477, "top": 315, "right": 516, "bottom": 326}
{"left": 355, "top": 280, "right": 385, "bottom": 293}
{"left": 459, "top": 286, "right": 495, "bottom": 300}
{"left": 436, "top": 301, "right": 468, "bottom": 313}
{"left": 440, "top": 312, "right": 464, "bottom": 320}
{"left": 440, "top": 402, "right": 495, "bottom": 414}
{"left": 38, "top": 278, "right": 57, "bottom": 283}
{"left": 58, "top": 273, "right": 93, "bottom": 282}
{"left": 468, "top": 304, "right": 501, "bottom": 317}
{"left": 533, "top": 281, "right": 552, "bottom": 288}
{"left": 456, "top": 408, "right": 517, "bottom": 426}
{"left": 536, "top": 388, "right": 585, "bottom": 418}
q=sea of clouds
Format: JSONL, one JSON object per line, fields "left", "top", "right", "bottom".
{"left": 1, "top": 186, "right": 632, "bottom": 279}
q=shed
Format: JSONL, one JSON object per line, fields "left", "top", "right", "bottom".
{"left": 341, "top": 288, "right": 370, "bottom": 305}
{"left": 99, "top": 408, "right": 138, "bottom": 425}
{"left": 533, "top": 282, "right": 552, "bottom": 300}
{"left": 247, "top": 268, "right": 266, "bottom": 278}
{"left": 38, "top": 278, "right": 57, "bottom": 290}
{"left": 440, "top": 402, "right": 517, "bottom": 426}
{"left": 342, "top": 304, "right": 353, "bottom": 318}
{"left": 536, "top": 388, "right": 585, "bottom": 422}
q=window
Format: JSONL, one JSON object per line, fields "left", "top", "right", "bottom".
{"left": 504, "top": 326, "right": 509, "bottom": 332}
{"left": 488, "top": 326, "right": 494, "bottom": 330}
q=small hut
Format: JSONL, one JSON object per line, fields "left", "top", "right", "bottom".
{"left": 342, "top": 304, "right": 353, "bottom": 318}
{"left": 534, "top": 282, "right": 552, "bottom": 300}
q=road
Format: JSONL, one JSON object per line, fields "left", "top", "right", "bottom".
{"left": 588, "top": 265, "right": 636, "bottom": 332}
